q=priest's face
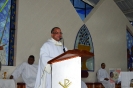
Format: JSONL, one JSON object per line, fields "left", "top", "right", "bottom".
{"left": 51, "top": 28, "right": 62, "bottom": 41}
{"left": 28, "top": 57, "right": 34, "bottom": 65}
{"left": 101, "top": 63, "right": 105, "bottom": 69}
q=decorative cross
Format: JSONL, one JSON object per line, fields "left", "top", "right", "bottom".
{"left": 59, "top": 79, "right": 72, "bottom": 88}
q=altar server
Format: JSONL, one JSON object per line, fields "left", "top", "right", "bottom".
{"left": 10, "top": 55, "right": 38, "bottom": 88}
{"left": 97, "top": 63, "right": 115, "bottom": 88}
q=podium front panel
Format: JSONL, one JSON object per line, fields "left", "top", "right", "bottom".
{"left": 52, "top": 56, "right": 81, "bottom": 88}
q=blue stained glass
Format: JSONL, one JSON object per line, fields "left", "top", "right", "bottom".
{"left": 127, "top": 31, "right": 133, "bottom": 49}
{"left": 76, "top": 9, "right": 85, "bottom": 14}
{"left": 127, "top": 30, "right": 133, "bottom": 69}
{"left": 76, "top": 9, "right": 85, "bottom": 20}
{"left": 0, "top": 0, "right": 16, "bottom": 66}
{"left": 86, "top": 9, "right": 92, "bottom": 16}
{"left": 86, "top": 3, "right": 92, "bottom": 9}
{"left": 0, "top": 0, "right": 11, "bottom": 65}
{"left": 70, "top": 0, "right": 93, "bottom": 21}
{"left": 86, "top": 4, "right": 93, "bottom": 16}
{"left": 74, "top": 0, "right": 85, "bottom": 8}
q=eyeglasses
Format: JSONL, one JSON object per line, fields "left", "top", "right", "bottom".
{"left": 52, "top": 32, "right": 63, "bottom": 34}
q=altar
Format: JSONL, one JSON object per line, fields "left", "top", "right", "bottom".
{"left": 0, "top": 79, "right": 15, "bottom": 88}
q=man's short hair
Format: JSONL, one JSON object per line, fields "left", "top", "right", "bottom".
{"left": 51, "top": 27, "right": 60, "bottom": 33}
{"left": 101, "top": 63, "right": 105, "bottom": 66}
{"left": 29, "top": 55, "right": 35, "bottom": 60}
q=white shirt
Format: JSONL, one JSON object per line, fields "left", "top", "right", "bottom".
{"left": 12, "top": 62, "right": 38, "bottom": 88}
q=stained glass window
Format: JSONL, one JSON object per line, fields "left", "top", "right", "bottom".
{"left": 74, "top": 25, "right": 94, "bottom": 71}
{"left": 0, "top": 0, "right": 16, "bottom": 66}
{"left": 127, "top": 30, "right": 133, "bottom": 70}
{"left": 70, "top": 0, "right": 93, "bottom": 20}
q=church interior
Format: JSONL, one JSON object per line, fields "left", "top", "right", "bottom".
{"left": 0, "top": 0, "right": 133, "bottom": 88}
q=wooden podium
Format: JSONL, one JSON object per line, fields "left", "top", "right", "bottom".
{"left": 48, "top": 49, "right": 94, "bottom": 88}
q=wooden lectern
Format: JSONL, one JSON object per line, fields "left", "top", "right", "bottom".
{"left": 48, "top": 49, "right": 94, "bottom": 88}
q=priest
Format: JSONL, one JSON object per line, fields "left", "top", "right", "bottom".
{"left": 34, "top": 27, "right": 67, "bottom": 88}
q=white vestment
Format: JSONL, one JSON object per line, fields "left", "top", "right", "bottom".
{"left": 12, "top": 62, "right": 38, "bottom": 88}
{"left": 81, "top": 80, "right": 87, "bottom": 88}
{"left": 97, "top": 68, "right": 115, "bottom": 88}
{"left": 34, "top": 38, "right": 67, "bottom": 88}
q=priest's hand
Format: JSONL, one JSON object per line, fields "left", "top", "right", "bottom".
{"left": 104, "top": 78, "right": 109, "bottom": 81}
{"left": 10, "top": 75, "right": 13, "bottom": 79}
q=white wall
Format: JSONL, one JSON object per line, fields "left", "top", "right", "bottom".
{"left": 1, "top": 0, "right": 133, "bottom": 83}
{"left": 83, "top": 0, "right": 133, "bottom": 82}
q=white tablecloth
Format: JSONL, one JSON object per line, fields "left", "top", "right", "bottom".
{"left": 0, "top": 79, "right": 15, "bottom": 88}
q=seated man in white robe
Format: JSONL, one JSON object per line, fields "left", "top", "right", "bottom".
{"left": 81, "top": 80, "right": 87, "bottom": 88}
{"left": 10, "top": 55, "right": 38, "bottom": 88}
{"left": 97, "top": 63, "right": 115, "bottom": 88}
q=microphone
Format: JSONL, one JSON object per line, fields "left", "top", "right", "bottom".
{"left": 60, "top": 38, "right": 62, "bottom": 40}
{"left": 60, "top": 37, "right": 66, "bottom": 52}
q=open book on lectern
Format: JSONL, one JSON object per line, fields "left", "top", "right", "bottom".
{"left": 48, "top": 49, "right": 94, "bottom": 88}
